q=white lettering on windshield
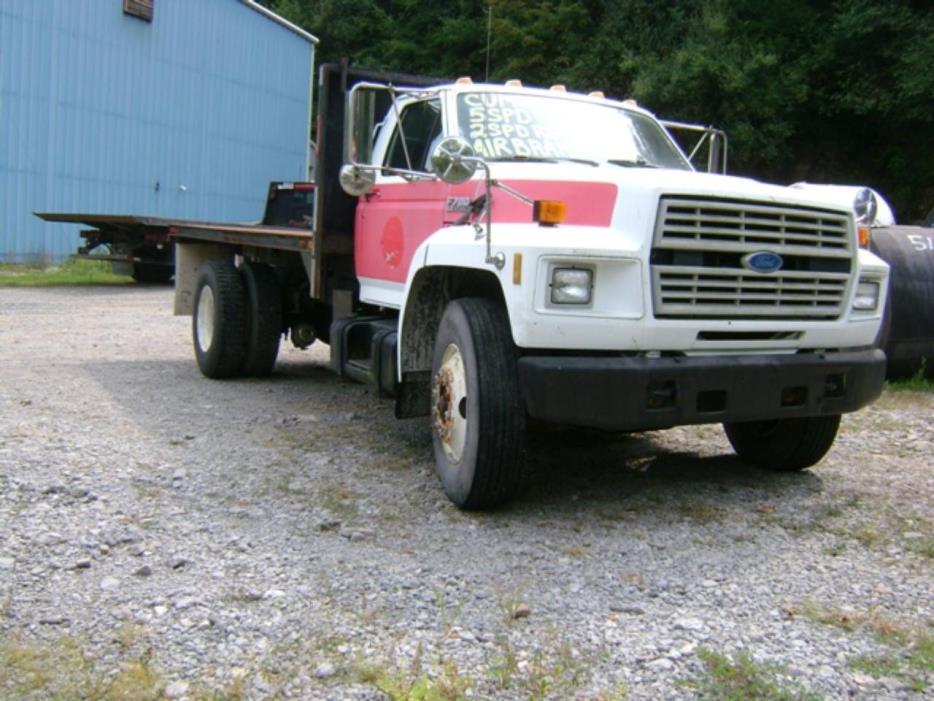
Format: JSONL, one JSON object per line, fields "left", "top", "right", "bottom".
{"left": 461, "top": 93, "right": 559, "bottom": 159}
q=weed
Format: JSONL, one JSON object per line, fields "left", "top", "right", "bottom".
{"left": 905, "top": 537, "right": 934, "bottom": 560}
{"left": 885, "top": 360, "right": 932, "bottom": 393}
{"left": 489, "top": 637, "right": 519, "bottom": 689}
{"left": 496, "top": 585, "right": 531, "bottom": 624}
{"left": 849, "top": 653, "right": 902, "bottom": 678}
{"left": 0, "top": 635, "right": 162, "bottom": 701}
{"left": 691, "top": 648, "right": 822, "bottom": 701}
{"left": 522, "top": 639, "right": 586, "bottom": 700}
{"left": 799, "top": 601, "right": 933, "bottom": 691}
{"left": 797, "top": 601, "right": 905, "bottom": 640}
{"left": 355, "top": 656, "right": 470, "bottom": 701}
{"left": 317, "top": 479, "right": 361, "bottom": 520}
{"left": 560, "top": 543, "right": 591, "bottom": 559}
{"left": 847, "top": 641, "right": 932, "bottom": 692}
{"left": 591, "top": 681, "right": 630, "bottom": 699}
{"left": 678, "top": 500, "right": 726, "bottom": 525}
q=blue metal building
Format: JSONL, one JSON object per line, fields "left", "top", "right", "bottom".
{"left": 0, "top": 0, "right": 317, "bottom": 263}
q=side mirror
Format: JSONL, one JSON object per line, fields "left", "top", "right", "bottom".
{"left": 345, "top": 85, "right": 378, "bottom": 165}
{"left": 431, "top": 137, "right": 479, "bottom": 184}
{"left": 339, "top": 164, "right": 376, "bottom": 196}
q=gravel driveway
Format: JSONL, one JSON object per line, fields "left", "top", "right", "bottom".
{"left": 1, "top": 285, "right": 931, "bottom": 700}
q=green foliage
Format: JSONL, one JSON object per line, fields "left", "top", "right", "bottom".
{"left": 692, "top": 648, "right": 822, "bottom": 701}
{"left": 0, "top": 259, "right": 133, "bottom": 286}
{"left": 0, "top": 636, "right": 162, "bottom": 701}
{"left": 265, "top": 0, "right": 933, "bottom": 220}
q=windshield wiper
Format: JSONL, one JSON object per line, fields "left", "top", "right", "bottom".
{"left": 607, "top": 158, "right": 658, "bottom": 169}
{"left": 491, "top": 155, "right": 599, "bottom": 167}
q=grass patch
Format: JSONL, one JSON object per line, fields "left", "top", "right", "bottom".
{"left": 885, "top": 376, "right": 934, "bottom": 393}
{"left": 0, "top": 259, "right": 132, "bottom": 286}
{"left": 0, "top": 635, "right": 162, "bottom": 701}
{"left": 796, "top": 601, "right": 934, "bottom": 691}
{"left": 847, "top": 637, "right": 933, "bottom": 692}
{"left": 885, "top": 359, "right": 932, "bottom": 393}
{"left": 355, "top": 653, "right": 471, "bottom": 701}
{"left": 796, "top": 601, "right": 907, "bottom": 640}
{"left": 691, "top": 648, "right": 821, "bottom": 701}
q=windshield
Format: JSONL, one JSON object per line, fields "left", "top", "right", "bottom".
{"left": 456, "top": 92, "right": 691, "bottom": 170}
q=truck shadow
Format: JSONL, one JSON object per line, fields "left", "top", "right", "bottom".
{"left": 79, "top": 357, "right": 825, "bottom": 521}
{"left": 511, "top": 424, "right": 825, "bottom": 515}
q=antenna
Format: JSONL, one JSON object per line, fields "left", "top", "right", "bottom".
{"left": 485, "top": 3, "right": 492, "bottom": 81}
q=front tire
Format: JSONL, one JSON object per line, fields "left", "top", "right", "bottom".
{"left": 723, "top": 415, "right": 841, "bottom": 471}
{"left": 430, "top": 298, "right": 526, "bottom": 509}
{"left": 193, "top": 260, "right": 247, "bottom": 379}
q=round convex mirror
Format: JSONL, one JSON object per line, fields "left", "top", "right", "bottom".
{"left": 431, "top": 137, "right": 478, "bottom": 185}
{"left": 339, "top": 164, "right": 376, "bottom": 196}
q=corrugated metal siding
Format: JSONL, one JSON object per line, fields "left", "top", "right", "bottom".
{"left": 0, "top": 0, "right": 314, "bottom": 262}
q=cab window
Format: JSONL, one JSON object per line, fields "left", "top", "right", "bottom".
{"left": 384, "top": 99, "right": 442, "bottom": 172}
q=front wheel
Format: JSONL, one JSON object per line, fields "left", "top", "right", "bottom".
{"left": 430, "top": 298, "right": 526, "bottom": 509}
{"left": 723, "top": 415, "right": 841, "bottom": 471}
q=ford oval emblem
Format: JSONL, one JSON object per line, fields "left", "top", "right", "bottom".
{"left": 742, "top": 251, "right": 784, "bottom": 274}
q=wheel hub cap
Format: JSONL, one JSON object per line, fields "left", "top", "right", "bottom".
{"left": 433, "top": 343, "right": 468, "bottom": 463}
{"left": 196, "top": 285, "right": 215, "bottom": 353}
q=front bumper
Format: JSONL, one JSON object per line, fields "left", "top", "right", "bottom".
{"left": 517, "top": 348, "right": 886, "bottom": 431}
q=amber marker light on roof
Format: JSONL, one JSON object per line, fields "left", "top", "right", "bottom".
{"left": 533, "top": 200, "right": 567, "bottom": 226}
{"left": 504, "top": 79, "right": 523, "bottom": 87}
{"left": 456, "top": 76, "right": 473, "bottom": 84}
{"left": 588, "top": 90, "right": 605, "bottom": 98}
{"left": 550, "top": 84, "right": 567, "bottom": 92}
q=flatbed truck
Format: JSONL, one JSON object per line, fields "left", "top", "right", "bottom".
{"left": 117, "top": 64, "right": 898, "bottom": 507}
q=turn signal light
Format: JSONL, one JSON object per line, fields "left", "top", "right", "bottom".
{"left": 857, "top": 225, "right": 871, "bottom": 249}
{"left": 533, "top": 200, "right": 567, "bottom": 226}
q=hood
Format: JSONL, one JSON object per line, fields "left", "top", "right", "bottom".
{"left": 601, "top": 167, "right": 856, "bottom": 215}
{"left": 485, "top": 162, "right": 857, "bottom": 216}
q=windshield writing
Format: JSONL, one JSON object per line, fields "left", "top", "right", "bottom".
{"left": 456, "top": 92, "right": 690, "bottom": 170}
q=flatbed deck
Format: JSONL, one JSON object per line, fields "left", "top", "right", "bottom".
{"left": 34, "top": 212, "right": 314, "bottom": 254}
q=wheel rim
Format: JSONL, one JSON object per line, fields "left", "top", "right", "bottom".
{"left": 433, "top": 342, "right": 469, "bottom": 463}
{"left": 196, "top": 285, "right": 215, "bottom": 353}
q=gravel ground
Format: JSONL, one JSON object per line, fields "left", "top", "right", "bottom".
{"left": 1, "top": 285, "right": 932, "bottom": 701}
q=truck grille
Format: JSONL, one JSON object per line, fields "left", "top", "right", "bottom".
{"left": 650, "top": 196, "right": 854, "bottom": 320}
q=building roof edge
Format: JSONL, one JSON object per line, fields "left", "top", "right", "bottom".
{"left": 240, "top": 0, "right": 319, "bottom": 44}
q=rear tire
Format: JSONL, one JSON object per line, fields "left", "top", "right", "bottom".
{"left": 723, "top": 415, "right": 841, "bottom": 471}
{"left": 240, "top": 263, "right": 282, "bottom": 377}
{"left": 193, "top": 260, "right": 247, "bottom": 379}
{"left": 430, "top": 298, "right": 526, "bottom": 509}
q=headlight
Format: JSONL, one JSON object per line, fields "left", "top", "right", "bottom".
{"left": 551, "top": 268, "right": 593, "bottom": 304}
{"left": 853, "top": 188, "right": 878, "bottom": 225}
{"left": 852, "top": 280, "right": 880, "bottom": 311}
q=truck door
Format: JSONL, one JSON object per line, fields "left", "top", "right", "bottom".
{"left": 355, "top": 98, "right": 446, "bottom": 298}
